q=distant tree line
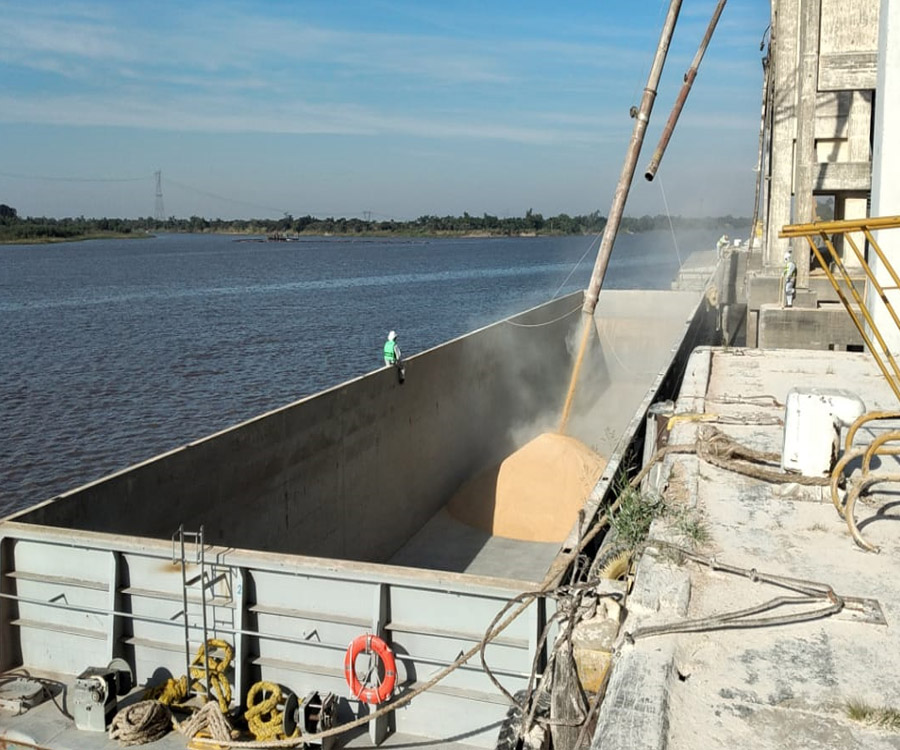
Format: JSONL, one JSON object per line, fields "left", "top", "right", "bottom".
{"left": 0, "top": 203, "right": 749, "bottom": 243}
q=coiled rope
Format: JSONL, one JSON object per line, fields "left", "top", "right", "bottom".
{"left": 244, "top": 681, "right": 298, "bottom": 741}
{"left": 108, "top": 700, "right": 172, "bottom": 746}
{"left": 143, "top": 639, "right": 234, "bottom": 713}
{"left": 178, "top": 700, "right": 236, "bottom": 745}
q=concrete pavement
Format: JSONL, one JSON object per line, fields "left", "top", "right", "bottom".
{"left": 593, "top": 347, "right": 900, "bottom": 749}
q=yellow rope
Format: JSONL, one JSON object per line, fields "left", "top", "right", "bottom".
{"left": 244, "top": 681, "right": 299, "bottom": 742}
{"left": 666, "top": 412, "right": 719, "bottom": 431}
{"left": 191, "top": 639, "right": 234, "bottom": 713}
{"left": 144, "top": 640, "right": 234, "bottom": 713}
{"left": 598, "top": 550, "right": 632, "bottom": 580}
{"left": 144, "top": 675, "right": 189, "bottom": 706}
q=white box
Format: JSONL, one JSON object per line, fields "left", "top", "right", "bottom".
{"left": 782, "top": 388, "right": 866, "bottom": 476}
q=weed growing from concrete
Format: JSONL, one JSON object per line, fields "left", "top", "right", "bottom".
{"left": 669, "top": 506, "right": 711, "bottom": 547}
{"left": 845, "top": 700, "right": 900, "bottom": 731}
{"left": 610, "top": 482, "right": 665, "bottom": 549}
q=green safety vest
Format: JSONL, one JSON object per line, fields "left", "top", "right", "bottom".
{"left": 384, "top": 340, "right": 397, "bottom": 363}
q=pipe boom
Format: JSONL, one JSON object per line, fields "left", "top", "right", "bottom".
{"left": 644, "top": 0, "right": 727, "bottom": 182}
{"left": 582, "top": 0, "right": 683, "bottom": 315}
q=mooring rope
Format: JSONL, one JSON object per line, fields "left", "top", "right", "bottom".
{"left": 108, "top": 700, "right": 172, "bottom": 746}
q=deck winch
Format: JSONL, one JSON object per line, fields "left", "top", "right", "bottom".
{"left": 73, "top": 658, "right": 133, "bottom": 731}
{"left": 283, "top": 691, "right": 338, "bottom": 749}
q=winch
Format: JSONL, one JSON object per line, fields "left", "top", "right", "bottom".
{"left": 73, "top": 658, "right": 133, "bottom": 732}
{"left": 283, "top": 691, "right": 338, "bottom": 750}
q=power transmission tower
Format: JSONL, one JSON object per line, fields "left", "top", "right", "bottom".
{"left": 363, "top": 210, "right": 372, "bottom": 222}
{"left": 154, "top": 170, "right": 165, "bottom": 222}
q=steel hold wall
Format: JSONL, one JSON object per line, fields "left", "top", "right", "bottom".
{"left": 10, "top": 291, "right": 706, "bottom": 567}
{"left": 10, "top": 293, "right": 579, "bottom": 563}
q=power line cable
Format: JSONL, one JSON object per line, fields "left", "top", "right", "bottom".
{"left": 163, "top": 178, "right": 288, "bottom": 217}
{"left": 0, "top": 170, "right": 150, "bottom": 183}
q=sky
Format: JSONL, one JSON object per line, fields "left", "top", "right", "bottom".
{"left": 0, "top": 0, "right": 771, "bottom": 221}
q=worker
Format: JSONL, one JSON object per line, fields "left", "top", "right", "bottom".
{"left": 716, "top": 234, "right": 730, "bottom": 258}
{"left": 383, "top": 330, "right": 405, "bottom": 383}
{"left": 782, "top": 251, "right": 797, "bottom": 308}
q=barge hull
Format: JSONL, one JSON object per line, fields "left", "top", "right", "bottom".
{"left": 0, "top": 286, "right": 717, "bottom": 748}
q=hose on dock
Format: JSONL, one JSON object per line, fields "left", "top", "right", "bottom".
{"left": 623, "top": 541, "right": 844, "bottom": 642}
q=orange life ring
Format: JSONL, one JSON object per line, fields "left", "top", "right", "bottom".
{"left": 343, "top": 634, "right": 396, "bottom": 705}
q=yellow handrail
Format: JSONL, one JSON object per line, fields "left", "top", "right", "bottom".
{"left": 783, "top": 217, "right": 900, "bottom": 551}
{"left": 779, "top": 215, "right": 900, "bottom": 236}
{"left": 779, "top": 216, "right": 900, "bottom": 403}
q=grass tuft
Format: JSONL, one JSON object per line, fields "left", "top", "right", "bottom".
{"left": 669, "top": 506, "right": 711, "bottom": 548}
{"left": 845, "top": 700, "right": 900, "bottom": 731}
{"left": 610, "top": 482, "right": 665, "bottom": 549}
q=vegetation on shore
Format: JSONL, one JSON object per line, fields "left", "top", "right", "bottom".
{"left": 0, "top": 203, "right": 749, "bottom": 244}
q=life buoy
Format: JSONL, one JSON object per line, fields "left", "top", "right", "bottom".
{"left": 343, "top": 634, "right": 396, "bottom": 705}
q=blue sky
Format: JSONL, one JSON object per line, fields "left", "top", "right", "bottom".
{"left": 0, "top": 1, "right": 770, "bottom": 220}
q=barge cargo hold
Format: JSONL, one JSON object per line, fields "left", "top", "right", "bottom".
{"left": 0, "top": 286, "right": 716, "bottom": 749}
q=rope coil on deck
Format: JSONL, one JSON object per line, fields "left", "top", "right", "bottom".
{"left": 178, "top": 700, "right": 236, "bottom": 746}
{"left": 108, "top": 700, "right": 172, "bottom": 746}
{"left": 633, "top": 423, "right": 830, "bottom": 488}
{"left": 143, "top": 639, "right": 234, "bottom": 713}
{"left": 244, "top": 681, "right": 298, "bottom": 742}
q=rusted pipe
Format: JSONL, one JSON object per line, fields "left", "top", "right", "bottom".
{"left": 582, "top": 0, "right": 682, "bottom": 315}
{"left": 645, "top": 0, "right": 728, "bottom": 182}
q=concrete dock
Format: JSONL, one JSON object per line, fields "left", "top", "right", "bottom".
{"left": 593, "top": 347, "right": 900, "bottom": 749}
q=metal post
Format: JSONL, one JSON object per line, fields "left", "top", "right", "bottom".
{"left": 178, "top": 525, "right": 191, "bottom": 683}
{"left": 199, "top": 525, "right": 211, "bottom": 703}
{"left": 644, "top": 0, "right": 728, "bottom": 182}
{"left": 582, "top": 0, "right": 682, "bottom": 315}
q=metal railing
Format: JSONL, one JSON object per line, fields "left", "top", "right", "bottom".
{"left": 779, "top": 216, "right": 900, "bottom": 551}
{"left": 780, "top": 215, "right": 900, "bottom": 401}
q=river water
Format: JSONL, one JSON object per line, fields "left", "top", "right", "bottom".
{"left": 1, "top": 228, "right": 723, "bottom": 514}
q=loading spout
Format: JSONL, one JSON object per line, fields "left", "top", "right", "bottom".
{"left": 563, "top": 0, "right": 682, "bottom": 435}
{"left": 644, "top": 0, "right": 728, "bottom": 183}
{"left": 582, "top": 0, "right": 683, "bottom": 317}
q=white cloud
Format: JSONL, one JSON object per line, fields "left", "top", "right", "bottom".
{"left": 0, "top": 91, "right": 609, "bottom": 145}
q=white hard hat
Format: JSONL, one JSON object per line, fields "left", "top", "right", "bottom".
{"left": 388, "top": 330, "right": 396, "bottom": 341}
{"left": 784, "top": 251, "right": 792, "bottom": 261}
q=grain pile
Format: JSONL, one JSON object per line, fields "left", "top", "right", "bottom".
{"left": 447, "top": 432, "right": 607, "bottom": 543}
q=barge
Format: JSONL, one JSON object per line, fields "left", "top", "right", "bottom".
{"left": 0, "top": 286, "right": 716, "bottom": 748}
